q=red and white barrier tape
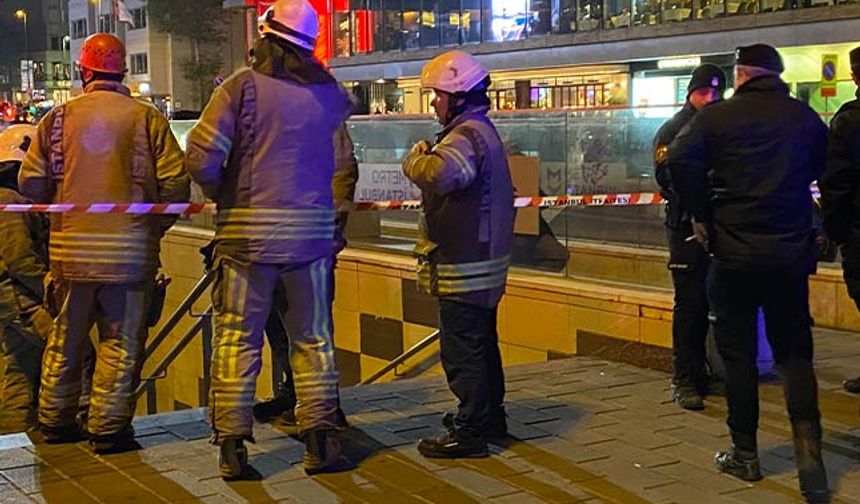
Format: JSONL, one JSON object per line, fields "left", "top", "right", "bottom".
{"left": 0, "top": 192, "right": 667, "bottom": 214}
{"left": 0, "top": 189, "right": 823, "bottom": 214}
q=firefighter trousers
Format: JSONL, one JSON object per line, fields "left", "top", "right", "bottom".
{"left": 39, "top": 281, "right": 150, "bottom": 438}
{"left": 210, "top": 255, "right": 339, "bottom": 442}
{"left": 0, "top": 306, "right": 51, "bottom": 433}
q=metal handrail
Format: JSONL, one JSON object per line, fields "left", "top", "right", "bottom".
{"left": 142, "top": 270, "right": 213, "bottom": 362}
{"left": 135, "top": 306, "right": 212, "bottom": 401}
{"left": 358, "top": 330, "right": 440, "bottom": 386}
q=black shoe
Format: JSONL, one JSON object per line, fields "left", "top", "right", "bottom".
{"left": 715, "top": 447, "right": 763, "bottom": 482}
{"left": 304, "top": 429, "right": 343, "bottom": 475}
{"left": 792, "top": 421, "right": 830, "bottom": 503}
{"left": 253, "top": 384, "right": 297, "bottom": 422}
{"left": 90, "top": 427, "right": 140, "bottom": 455}
{"left": 442, "top": 412, "right": 507, "bottom": 441}
{"left": 40, "top": 424, "right": 88, "bottom": 444}
{"left": 704, "top": 375, "right": 727, "bottom": 397}
{"left": 672, "top": 382, "right": 705, "bottom": 410}
{"left": 417, "top": 430, "right": 489, "bottom": 459}
{"left": 219, "top": 438, "right": 249, "bottom": 481}
{"left": 843, "top": 376, "right": 860, "bottom": 394}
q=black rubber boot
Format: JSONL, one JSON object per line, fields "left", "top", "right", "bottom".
{"left": 219, "top": 438, "right": 249, "bottom": 481}
{"left": 715, "top": 447, "right": 763, "bottom": 482}
{"left": 792, "top": 420, "right": 830, "bottom": 503}
{"left": 672, "top": 381, "right": 704, "bottom": 410}
{"left": 304, "top": 429, "right": 342, "bottom": 475}
{"left": 253, "top": 381, "right": 297, "bottom": 422}
{"left": 90, "top": 426, "right": 140, "bottom": 455}
{"left": 40, "top": 424, "right": 88, "bottom": 444}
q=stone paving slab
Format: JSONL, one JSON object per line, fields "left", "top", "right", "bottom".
{"left": 1, "top": 327, "right": 860, "bottom": 503}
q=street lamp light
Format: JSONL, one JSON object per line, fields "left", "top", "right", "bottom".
{"left": 15, "top": 9, "right": 28, "bottom": 55}
{"left": 16, "top": 9, "right": 31, "bottom": 94}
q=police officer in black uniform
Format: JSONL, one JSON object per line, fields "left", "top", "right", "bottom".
{"left": 654, "top": 63, "right": 727, "bottom": 411}
{"left": 668, "top": 44, "right": 829, "bottom": 503}
{"left": 819, "top": 46, "right": 860, "bottom": 395}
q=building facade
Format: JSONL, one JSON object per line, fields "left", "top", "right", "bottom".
{"left": 0, "top": 0, "right": 71, "bottom": 107}
{"left": 228, "top": 0, "right": 859, "bottom": 115}
{"left": 67, "top": 0, "right": 247, "bottom": 114}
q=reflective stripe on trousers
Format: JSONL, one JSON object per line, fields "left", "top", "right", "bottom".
{"left": 209, "top": 255, "right": 339, "bottom": 440}
{"left": 418, "top": 255, "right": 510, "bottom": 295}
{"left": 38, "top": 281, "right": 149, "bottom": 436}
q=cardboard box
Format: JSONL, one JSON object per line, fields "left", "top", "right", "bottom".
{"left": 508, "top": 155, "right": 540, "bottom": 236}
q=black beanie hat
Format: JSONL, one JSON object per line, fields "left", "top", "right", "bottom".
{"left": 850, "top": 46, "right": 860, "bottom": 72}
{"left": 688, "top": 63, "right": 727, "bottom": 93}
{"left": 735, "top": 44, "right": 784, "bottom": 74}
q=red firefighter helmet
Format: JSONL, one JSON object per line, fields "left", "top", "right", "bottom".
{"left": 77, "top": 33, "right": 127, "bottom": 74}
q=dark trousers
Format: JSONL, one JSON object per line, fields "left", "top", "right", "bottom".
{"left": 264, "top": 284, "right": 296, "bottom": 400}
{"left": 708, "top": 263, "right": 821, "bottom": 452}
{"left": 667, "top": 226, "right": 711, "bottom": 388}
{"left": 438, "top": 299, "right": 505, "bottom": 439}
{"left": 671, "top": 267, "right": 710, "bottom": 388}
{"left": 841, "top": 244, "right": 860, "bottom": 311}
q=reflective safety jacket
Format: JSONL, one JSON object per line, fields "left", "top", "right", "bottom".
{"left": 0, "top": 186, "right": 49, "bottom": 324}
{"left": 185, "top": 68, "right": 353, "bottom": 264}
{"left": 19, "top": 80, "right": 190, "bottom": 284}
{"left": 403, "top": 105, "right": 515, "bottom": 308}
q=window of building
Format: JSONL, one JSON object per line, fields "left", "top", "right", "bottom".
{"left": 100, "top": 14, "right": 116, "bottom": 33}
{"left": 440, "top": 0, "right": 461, "bottom": 44}
{"left": 529, "top": 0, "right": 552, "bottom": 35}
{"left": 606, "top": 0, "right": 633, "bottom": 26}
{"left": 72, "top": 19, "right": 87, "bottom": 39}
{"left": 131, "top": 53, "right": 148, "bottom": 75}
{"left": 403, "top": 0, "right": 422, "bottom": 48}
{"left": 462, "top": 0, "right": 481, "bottom": 42}
{"left": 578, "top": 0, "right": 603, "bottom": 30}
{"left": 420, "top": 0, "right": 442, "bottom": 48}
{"left": 488, "top": 0, "right": 527, "bottom": 41}
{"left": 372, "top": 0, "right": 385, "bottom": 51}
{"left": 384, "top": 0, "right": 403, "bottom": 50}
{"left": 633, "top": 0, "right": 660, "bottom": 24}
{"left": 334, "top": 7, "right": 352, "bottom": 57}
{"left": 33, "top": 62, "right": 46, "bottom": 82}
{"left": 51, "top": 37, "right": 61, "bottom": 51}
{"left": 352, "top": 0, "right": 376, "bottom": 53}
{"left": 131, "top": 7, "right": 148, "bottom": 29}
{"left": 552, "top": 0, "right": 576, "bottom": 32}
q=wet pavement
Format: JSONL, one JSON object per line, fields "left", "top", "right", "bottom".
{"left": 1, "top": 327, "right": 860, "bottom": 503}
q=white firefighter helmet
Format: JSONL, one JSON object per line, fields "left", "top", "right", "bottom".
{"left": 258, "top": 0, "right": 320, "bottom": 51}
{"left": 421, "top": 50, "right": 489, "bottom": 94}
{"left": 0, "top": 124, "right": 37, "bottom": 164}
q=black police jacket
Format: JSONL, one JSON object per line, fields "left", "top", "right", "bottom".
{"left": 820, "top": 90, "right": 860, "bottom": 246}
{"left": 667, "top": 75, "right": 827, "bottom": 269}
{"left": 654, "top": 102, "right": 697, "bottom": 230}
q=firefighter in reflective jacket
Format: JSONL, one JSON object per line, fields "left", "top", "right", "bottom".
{"left": 403, "top": 50, "right": 515, "bottom": 459}
{"left": 19, "top": 33, "right": 189, "bottom": 453}
{"left": 0, "top": 125, "right": 51, "bottom": 434}
{"left": 185, "top": 0, "right": 353, "bottom": 479}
